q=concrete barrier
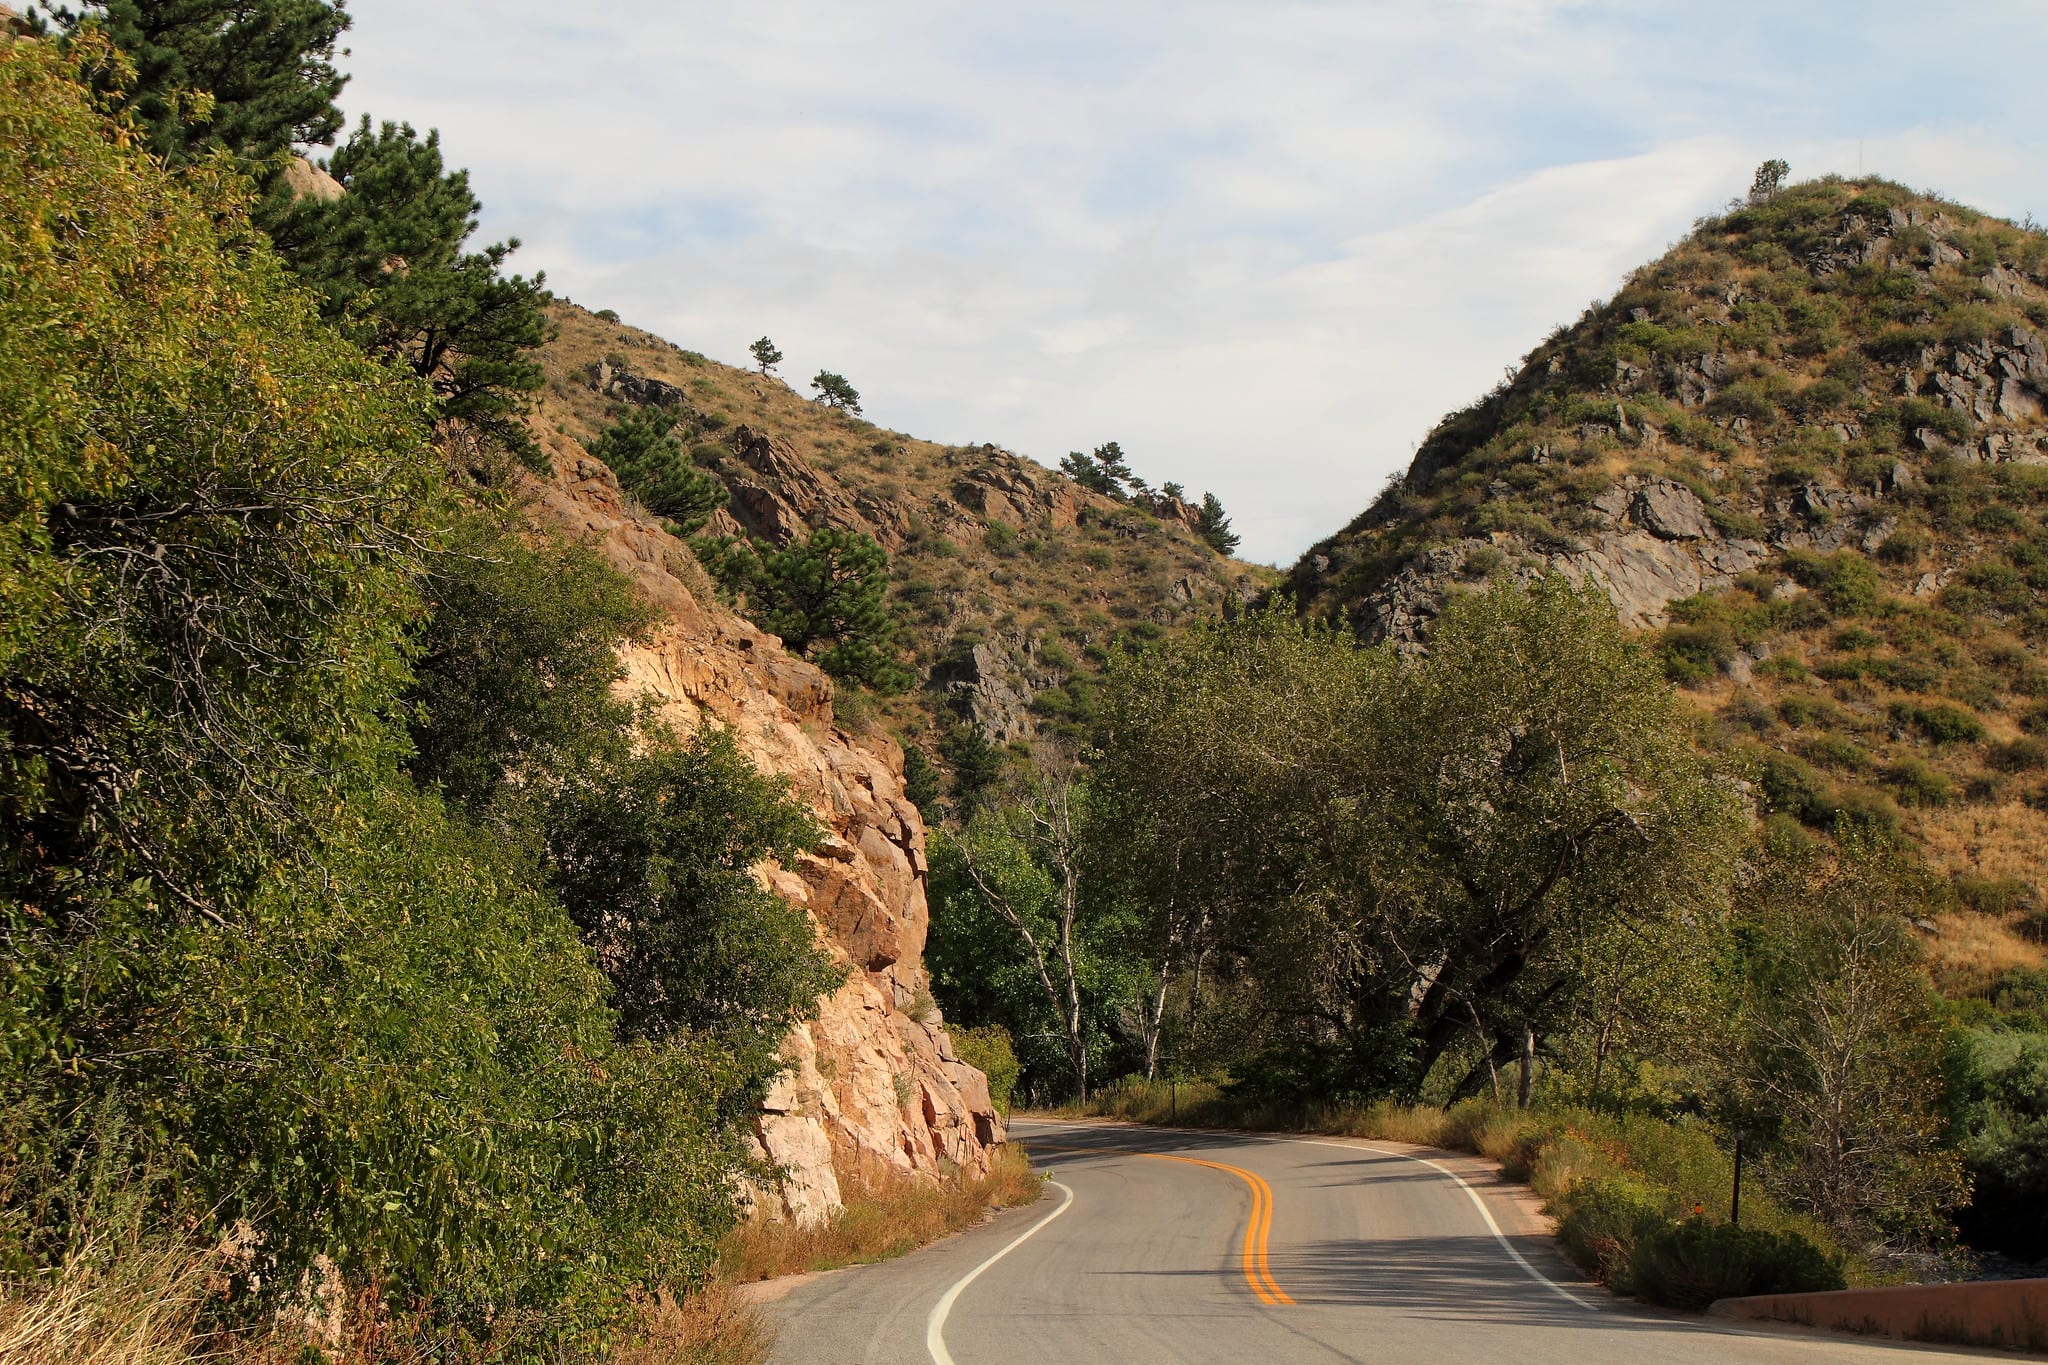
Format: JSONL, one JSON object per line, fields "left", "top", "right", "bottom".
{"left": 1709, "top": 1278, "right": 2048, "bottom": 1353}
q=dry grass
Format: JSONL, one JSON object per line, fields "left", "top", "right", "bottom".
{"left": 1926, "top": 910, "right": 2048, "bottom": 995}
{"left": 721, "top": 1144, "right": 1041, "bottom": 1283}
{"left": 1910, "top": 802, "right": 2048, "bottom": 889}
{"left": 0, "top": 1231, "right": 212, "bottom": 1365}
{"left": 609, "top": 1283, "right": 773, "bottom": 1365}
{"left": 0, "top": 1231, "right": 773, "bottom": 1365}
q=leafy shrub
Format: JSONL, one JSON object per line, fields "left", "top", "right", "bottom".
{"left": 1776, "top": 693, "right": 1833, "bottom": 728}
{"left": 1991, "top": 737, "right": 2048, "bottom": 772}
{"left": 1757, "top": 751, "right": 1834, "bottom": 826}
{"left": 1953, "top": 875, "right": 2037, "bottom": 917}
{"left": 1893, "top": 701, "right": 1986, "bottom": 745}
{"left": 1976, "top": 503, "right": 2032, "bottom": 534}
{"left": 948, "top": 1025, "right": 1021, "bottom": 1115}
{"left": 1885, "top": 758, "right": 1953, "bottom": 807}
{"left": 1626, "top": 1219, "right": 1844, "bottom": 1310}
{"left": 1802, "top": 735, "right": 1872, "bottom": 771}
{"left": 1877, "top": 528, "right": 1930, "bottom": 564}
{"left": 1554, "top": 1179, "right": 1668, "bottom": 1289}
{"left": 1660, "top": 623, "right": 1734, "bottom": 684}
{"left": 1821, "top": 552, "right": 1883, "bottom": 616}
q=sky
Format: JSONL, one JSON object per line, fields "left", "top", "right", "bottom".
{"left": 338, "top": 1, "right": 2048, "bottom": 565}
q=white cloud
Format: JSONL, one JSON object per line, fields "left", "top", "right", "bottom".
{"left": 336, "top": 1, "right": 2048, "bottom": 563}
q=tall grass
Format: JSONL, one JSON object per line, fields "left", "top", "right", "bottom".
{"left": 721, "top": 1144, "right": 1042, "bottom": 1282}
{"left": 0, "top": 1228, "right": 772, "bottom": 1365}
{"left": 0, "top": 1229, "right": 213, "bottom": 1365}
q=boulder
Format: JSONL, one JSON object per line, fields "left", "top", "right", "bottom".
{"left": 1630, "top": 479, "right": 1715, "bottom": 540}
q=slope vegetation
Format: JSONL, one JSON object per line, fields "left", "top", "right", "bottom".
{"left": 535, "top": 303, "right": 1271, "bottom": 758}
{"left": 1290, "top": 176, "right": 2048, "bottom": 986}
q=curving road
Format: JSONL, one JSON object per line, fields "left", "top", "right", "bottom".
{"left": 761, "top": 1118, "right": 1992, "bottom": 1364}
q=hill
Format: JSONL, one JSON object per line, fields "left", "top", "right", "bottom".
{"left": 532, "top": 302, "right": 1272, "bottom": 766}
{"left": 1288, "top": 175, "right": 2048, "bottom": 990}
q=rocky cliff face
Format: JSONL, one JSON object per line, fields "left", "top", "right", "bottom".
{"left": 521, "top": 424, "right": 1003, "bottom": 1224}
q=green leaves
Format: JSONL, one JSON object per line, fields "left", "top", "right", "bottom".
{"left": 0, "top": 49, "right": 843, "bottom": 1346}
{"left": 704, "top": 527, "right": 912, "bottom": 692}
{"left": 591, "top": 405, "right": 728, "bottom": 534}
{"left": 273, "top": 117, "right": 549, "bottom": 461}
{"left": 0, "top": 37, "right": 441, "bottom": 906}
{"left": 534, "top": 723, "right": 837, "bottom": 1051}
{"left": 1090, "top": 580, "right": 1745, "bottom": 1098}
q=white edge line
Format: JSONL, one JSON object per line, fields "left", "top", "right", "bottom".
{"left": 1005, "top": 1125, "right": 1884, "bottom": 1349}
{"left": 926, "top": 1179, "right": 1075, "bottom": 1365}
{"left": 1278, "top": 1136, "right": 1592, "bottom": 1309}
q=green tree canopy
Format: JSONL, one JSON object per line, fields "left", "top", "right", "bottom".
{"left": 590, "top": 404, "right": 729, "bottom": 534}
{"left": 1197, "top": 491, "right": 1240, "bottom": 555}
{"left": 750, "top": 335, "right": 782, "bottom": 374}
{"left": 0, "top": 33, "right": 439, "bottom": 907}
{"left": 404, "top": 515, "right": 654, "bottom": 816}
{"left": 0, "top": 46, "right": 841, "bottom": 1343}
{"left": 705, "top": 527, "right": 911, "bottom": 692}
{"left": 1089, "top": 581, "right": 1745, "bottom": 1098}
{"left": 53, "top": 0, "right": 351, "bottom": 171}
{"left": 810, "top": 369, "right": 861, "bottom": 412}
{"left": 273, "top": 116, "right": 549, "bottom": 458}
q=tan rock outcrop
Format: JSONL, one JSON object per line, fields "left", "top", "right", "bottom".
{"left": 521, "top": 424, "right": 1005, "bottom": 1224}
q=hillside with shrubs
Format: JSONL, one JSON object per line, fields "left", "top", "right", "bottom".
{"left": 533, "top": 302, "right": 1271, "bottom": 797}
{"left": 1290, "top": 174, "right": 2048, "bottom": 993}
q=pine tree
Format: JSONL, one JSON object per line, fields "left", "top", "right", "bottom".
{"left": 276, "top": 117, "right": 549, "bottom": 459}
{"left": 1197, "top": 492, "right": 1240, "bottom": 555}
{"left": 1059, "top": 443, "right": 1136, "bottom": 499}
{"left": 709, "top": 528, "right": 908, "bottom": 691}
{"left": 810, "top": 370, "right": 862, "bottom": 412}
{"left": 750, "top": 336, "right": 783, "bottom": 375}
{"left": 55, "top": 0, "right": 351, "bottom": 171}
{"left": 590, "top": 406, "right": 728, "bottom": 534}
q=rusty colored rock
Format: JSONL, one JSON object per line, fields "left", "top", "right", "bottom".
{"left": 520, "top": 426, "right": 1005, "bottom": 1225}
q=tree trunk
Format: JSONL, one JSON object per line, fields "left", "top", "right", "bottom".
{"left": 1516, "top": 1026, "right": 1536, "bottom": 1109}
{"left": 1143, "top": 964, "right": 1171, "bottom": 1081}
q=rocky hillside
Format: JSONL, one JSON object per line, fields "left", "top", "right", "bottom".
{"left": 517, "top": 418, "right": 1004, "bottom": 1225}
{"left": 534, "top": 303, "right": 1271, "bottom": 757}
{"left": 1290, "top": 176, "right": 2048, "bottom": 988}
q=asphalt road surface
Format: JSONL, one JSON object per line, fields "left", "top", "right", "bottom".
{"left": 761, "top": 1117, "right": 1995, "bottom": 1364}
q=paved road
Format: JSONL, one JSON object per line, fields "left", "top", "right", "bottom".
{"left": 762, "top": 1118, "right": 1992, "bottom": 1363}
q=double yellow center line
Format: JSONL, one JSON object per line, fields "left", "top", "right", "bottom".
{"left": 1039, "top": 1145, "right": 1294, "bottom": 1305}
